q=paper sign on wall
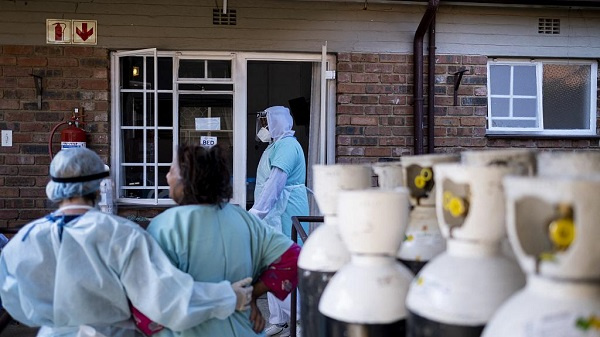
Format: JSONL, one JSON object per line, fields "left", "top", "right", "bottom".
{"left": 200, "top": 136, "right": 218, "bottom": 148}
{"left": 195, "top": 117, "right": 221, "bottom": 131}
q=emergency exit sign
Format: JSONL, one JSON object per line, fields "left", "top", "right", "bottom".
{"left": 46, "top": 19, "right": 97, "bottom": 45}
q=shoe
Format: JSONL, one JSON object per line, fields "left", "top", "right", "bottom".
{"left": 265, "top": 323, "right": 289, "bottom": 336}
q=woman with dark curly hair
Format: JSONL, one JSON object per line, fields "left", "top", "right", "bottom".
{"left": 147, "top": 144, "right": 300, "bottom": 337}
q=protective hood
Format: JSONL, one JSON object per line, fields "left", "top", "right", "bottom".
{"left": 265, "top": 106, "right": 295, "bottom": 141}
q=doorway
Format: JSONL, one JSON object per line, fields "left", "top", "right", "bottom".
{"left": 245, "top": 61, "right": 313, "bottom": 210}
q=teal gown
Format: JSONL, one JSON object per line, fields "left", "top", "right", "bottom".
{"left": 147, "top": 203, "right": 293, "bottom": 337}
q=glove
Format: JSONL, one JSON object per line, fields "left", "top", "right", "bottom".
{"left": 231, "top": 277, "right": 253, "bottom": 311}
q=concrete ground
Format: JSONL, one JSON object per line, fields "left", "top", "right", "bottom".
{"left": 0, "top": 295, "right": 273, "bottom": 337}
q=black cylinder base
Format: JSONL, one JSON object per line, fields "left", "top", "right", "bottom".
{"left": 398, "top": 258, "right": 428, "bottom": 275}
{"left": 298, "top": 267, "right": 336, "bottom": 337}
{"left": 407, "top": 311, "right": 485, "bottom": 337}
{"left": 325, "top": 317, "right": 406, "bottom": 337}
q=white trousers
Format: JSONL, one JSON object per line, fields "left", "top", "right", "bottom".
{"left": 267, "top": 291, "right": 301, "bottom": 325}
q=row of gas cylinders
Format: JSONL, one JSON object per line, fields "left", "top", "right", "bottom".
{"left": 297, "top": 149, "right": 600, "bottom": 337}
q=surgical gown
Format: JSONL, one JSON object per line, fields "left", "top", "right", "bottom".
{"left": 147, "top": 203, "right": 293, "bottom": 337}
{"left": 254, "top": 136, "right": 310, "bottom": 239}
{"left": 0, "top": 209, "right": 237, "bottom": 337}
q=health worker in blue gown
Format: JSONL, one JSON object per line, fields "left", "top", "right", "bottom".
{"left": 250, "top": 106, "right": 309, "bottom": 336}
{"left": 0, "top": 147, "right": 253, "bottom": 337}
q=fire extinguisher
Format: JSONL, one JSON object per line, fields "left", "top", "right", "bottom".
{"left": 49, "top": 108, "right": 87, "bottom": 159}
{"left": 54, "top": 22, "right": 65, "bottom": 41}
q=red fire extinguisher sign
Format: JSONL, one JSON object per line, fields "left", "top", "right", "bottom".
{"left": 46, "top": 19, "right": 72, "bottom": 44}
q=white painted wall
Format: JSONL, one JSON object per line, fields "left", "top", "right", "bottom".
{"left": 0, "top": 0, "right": 599, "bottom": 57}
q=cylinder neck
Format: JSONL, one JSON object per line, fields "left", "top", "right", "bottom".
{"left": 324, "top": 215, "right": 338, "bottom": 227}
{"left": 351, "top": 255, "right": 395, "bottom": 267}
{"left": 528, "top": 274, "right": 600, "bottom": 299}
{"left": 447, "top": 239, "right": 500, "bottom": 257}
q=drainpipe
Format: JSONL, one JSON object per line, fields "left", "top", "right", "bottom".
{"left": 428, "top": 14, "right": 436, "bottom": 154}
{"left": 413, "top": 0, "right": 440, "bottom": 155}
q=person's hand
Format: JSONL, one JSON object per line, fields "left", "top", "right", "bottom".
{"left": 231, "top": 277, "right": 253, "bottom": 311}
{"left": 249, "top": 298, "right": 265, "bottom": 333}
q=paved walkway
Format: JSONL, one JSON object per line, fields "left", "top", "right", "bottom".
{"left": 0, "top": 295, "right": 271, "bottom": 337}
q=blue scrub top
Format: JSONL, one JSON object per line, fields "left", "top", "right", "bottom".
{"left": 147, "top": 203, "right": 293, "bottom": 337}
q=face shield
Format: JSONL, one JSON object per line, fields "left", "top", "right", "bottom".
{"left": 255, "top": 110, "right": 271, "bottom": 143}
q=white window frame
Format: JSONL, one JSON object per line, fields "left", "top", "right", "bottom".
{"left": 487, "top": 59, "right": 597, "bottom": 136}
{"left": 111, "top": 50, "right": 336, "bottom": 207}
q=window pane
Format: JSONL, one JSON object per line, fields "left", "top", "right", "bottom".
{"left": 179, "top": 94, "right": 234, "bottom": 174}
{"left": 147, "top": 130, "right": 155, "bottom": 162}
{"left": 121, "top": 93, "right": 144, "bottom": 126}
{"left": 490, "top": 65, "right": 510, "bottom": 95}
{"left": 147, "top": 57, "right": 173, "bottom": 90}
{"left": 491, "top": 97, "right": 510, "bottom": 117}
{"left": 179, "top": 60, "right": 205, "bottom": 78}
{"left": 158, "top": 166, "right": 170, "bottom": 186}
{"left": 122, "top": 166, "right": 143, "bottom": 187}
{"left": 513, "top": 66, "right": 537, "bottom": 96}
{"left": 179, "top": 84, "right": 234, "bottom": 91}
{"left": 492, "top": 119, "right": 537, "bottom": 128}
{"left": 158, "top": 93, "right": 174, "bottom": 127}
{"left": 147, "top": 166, "right": 155, "bottom": 186}
{"left": 122, "top": 130, "right": 144, "bottom": 163}
{"left": 120, "top": 56, "right": 145, "bottom": 89}
{"left": 513, "top": 98, "right": 537, "bottom": 118}
{"left": 146, "top": 93, "right": 154, "bottom": 126}
{"left": 159, "top": 189, "right": 170, "bottom": 199}
{"left": 543, "top": 64, "right": 591, "bottom": 130}
{"left": 207, "top": 60, "right": 231, "bottom": 78}
{"left": 121, "top": 189, "right": 154, "bottom": 199}
{"left": 158, "top": 130, "right": 173, "bottom": 163}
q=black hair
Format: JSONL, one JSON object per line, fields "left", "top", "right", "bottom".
{"left": 176, "top": 144, "right": 232, "bottom": 205}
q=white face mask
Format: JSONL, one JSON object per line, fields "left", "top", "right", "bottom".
{"left": 257, "top": 127, "right": 271, "bottom": 143}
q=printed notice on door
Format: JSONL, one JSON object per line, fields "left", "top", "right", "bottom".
{"left": 195, "top": 117, "right": 221, "bottom": 131}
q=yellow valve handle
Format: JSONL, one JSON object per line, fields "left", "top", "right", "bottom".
{"left": 447, "top": 197, "right": 466, "bottom": 217}
{"left": 549, "top": 217, "right": 575, "bottom": 250}
{"left": 420, "top": 168, "right": 433, "bottom": 182}
{"left": 414, "top": 175, "right": 426, "bottom": 189}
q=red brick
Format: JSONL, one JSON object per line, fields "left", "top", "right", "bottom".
{"left": 0, "top": 78, "right": 17, "bottom": 88}
{"left": 364, "top": 63, "right": 394, "bottom": 73}
{"left": 337, "top": 72, "right": 351, "bottom": 83}
{"left": 338, "top": 83, "right": 366, "bottom": 94}
{"left": 3, "top": 46, "right": 34, "bottom": 55}
{"left": 63, "top": 68, "right": 94, "bottom": 78}
{"left": 350, "top": 116, "right": 378, "bottom": 125}
{"left": 20, "top": 188, "right": 47, "bottom": 197}
{"left": 0, "top": 100, "right": 19, "bottom": 109}
{"left": 48, "top": 57, "right": 79, "bottom": 67}
{"left": 0, "top": 56, "right": 17, "bottom": 65}
{"left": 19, "top": 166, "right": 49, "bottom": 176}
{"left": 0, "top": 210, "right": 19, "bottom": 220}
{"left": 460, "top": 116, "right": 486, "bottom": 126}
{"left": 380, "top": 54, "right": 406, "bottom": 63}
{"left": 365, "top": 147, "right": 392, "bottom": 157}
{"left": 351, "top": 73, "right": 380, "bottom": 83}
{"left": 462, "top": 55, "right": 488, "bottom": 65}
{"left": 19, "top": 210, "right": 48, "bottom": 220}
{"left": 64, "top": 46, "right": 94, "bottom": 56}
{"left": 379, "top": 95, "right": 406, "bottom": 105}
{"left": 79, "top": 79, "right": 108, "bottom": 90}
{"left": 5, "top": 155, "right": 35, "bottom": 165}
{"left": 17, "top": 57, "right": 48, "bottom": 67}
{"left": 350, "top": 95, "right": 379, "bottom": 104}
{"left": 350, "top": 54, "right": 379, "bottom": 63}
{"left": 337, "top": 146, "right": 365, "bottom": 156}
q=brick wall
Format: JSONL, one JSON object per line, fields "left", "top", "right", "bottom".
{"left": 336, "top": 52, "right": 600, "bottom": 164}
{"left": 0, "top": 45, "right": 110, "bottom": 227}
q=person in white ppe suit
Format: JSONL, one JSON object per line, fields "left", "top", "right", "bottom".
{"left": 0, "top": 147, "right": 253, "bottom": 337}
{"left": 250, "top": 106, "right": 309, "bottom": 336}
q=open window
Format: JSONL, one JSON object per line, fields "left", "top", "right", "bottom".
{"left": 487, "top": 59, "right": 597, "bottom": 136}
